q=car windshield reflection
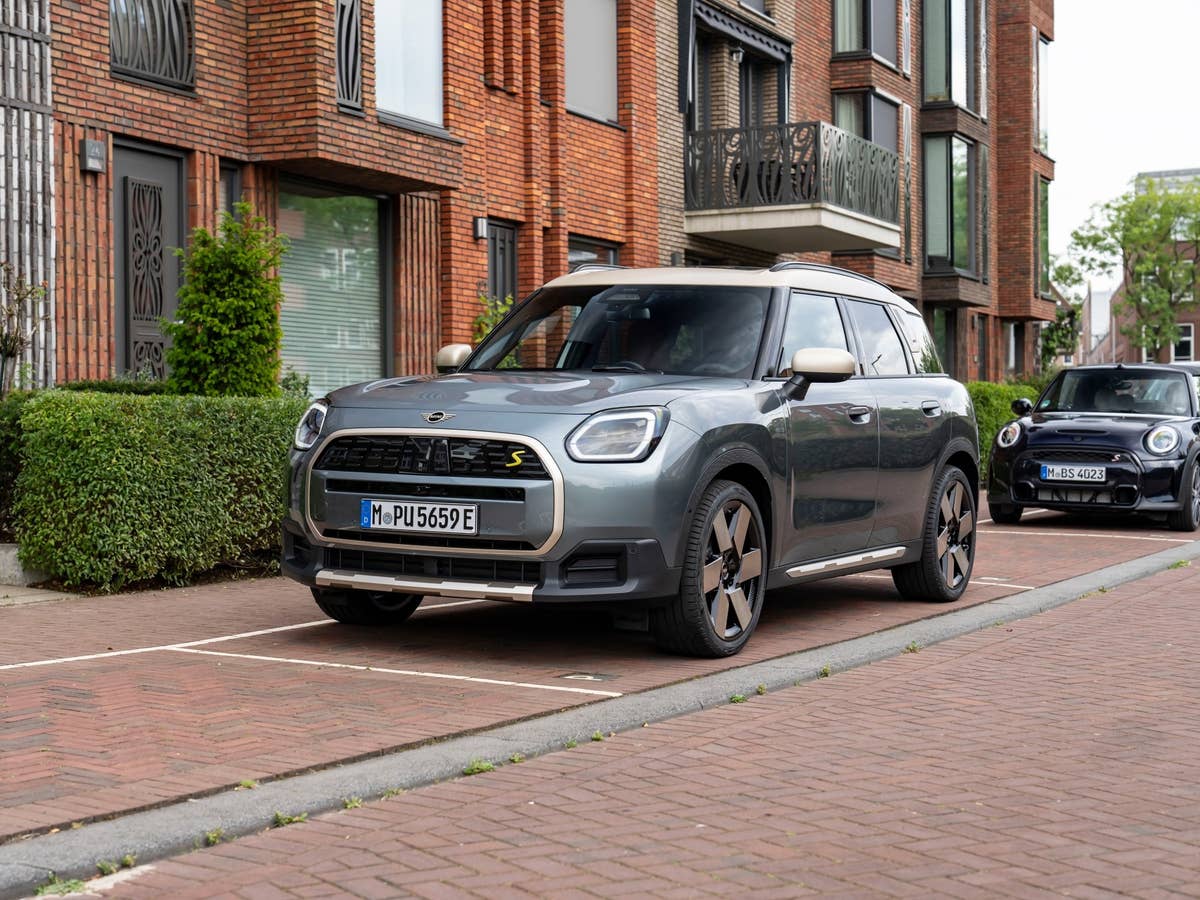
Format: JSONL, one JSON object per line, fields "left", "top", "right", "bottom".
{"left": 1037, "top": 369, "right": 1194, "bottom": 416}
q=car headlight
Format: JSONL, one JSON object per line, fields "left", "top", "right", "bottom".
{"left": 996, "top": 421, "right": 1023, "bottom": 449}
{"left": 566, "top": 408, "right": 669, "bottom": 462}
{"left": 294, "top": 401, "right": 329, "bottom": 451}
{"left": 1144, "top": 424, "right": 1181, "bottom": 456}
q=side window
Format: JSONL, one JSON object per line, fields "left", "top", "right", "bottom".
{"left": 899, "top": 310, "right": 944, "bottom": 374}
{"left": 845, "top": 300, "right": 910, "bottom": 376}
{"left": 778, "top": 291, "right": 849, "bottom": 376}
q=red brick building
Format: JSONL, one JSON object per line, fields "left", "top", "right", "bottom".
{"left": 0, "top": 0, "right": 1055, "bottom": 393}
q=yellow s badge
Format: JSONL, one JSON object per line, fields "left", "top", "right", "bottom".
{"left": 505, "top": 450, "right": 527, "bottom": 468}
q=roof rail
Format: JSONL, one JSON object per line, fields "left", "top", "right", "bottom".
{"left": 569, "top": 264, "right": 628, "bottom": 273}
{"left": 768, "top": 260, "right": 892, "bottom": 292}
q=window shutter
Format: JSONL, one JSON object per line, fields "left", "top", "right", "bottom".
{"left": 978, "top": 0, "right": 988, "bottom": 118}
{"left": 901, "top": 0, "right": 912, "bottom": 76}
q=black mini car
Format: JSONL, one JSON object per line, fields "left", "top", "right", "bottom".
{"left": 987, "top": 364, "right": 1200, "bottom": 531}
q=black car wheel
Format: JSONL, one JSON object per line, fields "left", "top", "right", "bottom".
{"left": 989, "top": 503, "right": 1023, "bottom": 525}
{"left": 651, "top": 479, "right": 768, "bottom": 657}
{"left": 311, "top": 588, "right": 423, "bottom": 625}
{"left": 892, "top": 465, "right": 976, "bottom": 603}
{"left": 1167, "top": 460, "right": 1200, "bottom": 532}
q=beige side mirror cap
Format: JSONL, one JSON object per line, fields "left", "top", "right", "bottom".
{"left": 435, "top": 343, "right": 472, "bottom": 374}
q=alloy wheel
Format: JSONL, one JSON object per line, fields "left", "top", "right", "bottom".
{"left": 700, "top": 500, "right": 764, "bottom": 639}
{"left": 1191, "top": 467, "right": 1200, "bottom": 524}
{"left": 936, "top": 480, "right": 974, "bottom": 589}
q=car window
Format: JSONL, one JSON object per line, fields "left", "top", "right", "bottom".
{"left": 778, "top": 291, "right": 848, "bottom": 376}
{"left": 844, "top": 299, "right": 910, "bottom": 376}
{"left": 898, "top": 310, "right": 943, "bottom": 374}
{"left": 1039, "top": 369, "right": 1194, "bottom": 415}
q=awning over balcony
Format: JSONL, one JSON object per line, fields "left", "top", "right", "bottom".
{"left": 684, "top": 121, "right": 901, "bottom": 254}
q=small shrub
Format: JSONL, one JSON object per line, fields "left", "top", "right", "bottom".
{"left": 14, "top": 391, "right": 305, "bottom": 589}
{"left": 57, "top": 378, "right": 168, "bottom": 395}
{"left": 472, "top": 294, "right": 515, "bottom": 344}
{"left": 967, "top": 381, "right": 1044, "bottom": 477}
{"left": 165, "top": 202, "right": 286, "bottom": 397}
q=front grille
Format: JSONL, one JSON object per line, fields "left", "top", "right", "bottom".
{"left": 316, "top": 435, "right": 550, "bottom": 479}
{"left": 1036, "top": 487, "right": 1117, "bottom": 505}
{"left": 324, "top": 548, "right": 542, "bottom": 585}
{"left": 561, "top": 553, "right": 624, "bottom": 587}
{"left": 1030, "top": 448, "right": 1131, "bottom": 464}
{"left": 322, "top": 528, "right": 535, "bottom": 552}
{"left": 325, "top": 479, "right": 524, "bottom": 502}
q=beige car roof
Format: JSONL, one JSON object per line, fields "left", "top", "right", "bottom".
{"left": 546, "top": 265, "right": 918, "bottom": 315}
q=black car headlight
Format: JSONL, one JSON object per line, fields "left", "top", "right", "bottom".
{"left": 996, "top": 421, "right": 1023, "bottom": 449}
{"left": 294, "top": 401, "right": 329, "bottom": 451}
{"left": 1144, "top": 424, "right": 1181, "bottom": 456}
{"left": 566, "top": 408, "right": 669, "bottom": 462}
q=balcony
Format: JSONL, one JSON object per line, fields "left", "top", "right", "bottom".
{"left": 684, "top": 121, "right": 901, "bottom": 254}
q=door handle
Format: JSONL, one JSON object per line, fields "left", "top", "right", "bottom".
{"left": 847, "top": 405, "right": 872, "bottom": 424}
{"left": 921, "top": 400, "right": 942, "bottom": 417}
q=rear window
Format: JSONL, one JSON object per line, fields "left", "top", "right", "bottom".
{"left": 899, "top": 311, "right": 943, "bottom": 374}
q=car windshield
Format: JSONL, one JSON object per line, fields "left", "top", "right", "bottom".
{"left": 466, "top": 284, "right": 771, "bottom": 377}
{"left": 1037, "top": 369, "right": 1194, "bottom": 416}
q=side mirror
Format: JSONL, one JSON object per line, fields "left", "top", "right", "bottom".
{"left": 1011, "top": 397, "right": 1033, "bottom": 417}
{"left": 435, "top": 343, "right": 472, "bottom": 374}
{"left": 782, "top": 347, "right": 857, "bottom": 400}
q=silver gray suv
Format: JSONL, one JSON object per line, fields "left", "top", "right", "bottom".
{"left": 282, "top": 263, "right": 979, "bottom": 657}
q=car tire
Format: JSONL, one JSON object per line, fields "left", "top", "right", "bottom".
{"left": 651, "top": 479, "right": 769, "bottom": 658}
{"left": 892, "top": 465, "right": 976, "bottom": 603}
{"left": 989, "top": 503, "right": 1023, "bottom": 525}
{"left": 311, "top": 588, "right": 423, "bottom": 625}
{"left": 1167, "top": 459, "right": 1200, "bottom": 532}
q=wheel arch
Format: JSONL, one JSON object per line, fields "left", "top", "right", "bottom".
{"left": 682, "top": 447, "right": 775, "bottom": 567}
{"left": 939, "top": 438, "right": 979, "bottom": 502}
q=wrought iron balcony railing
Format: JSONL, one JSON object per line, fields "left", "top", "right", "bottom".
{"left": 109, "top": 0, "right": 195, "bottom": 90}
{"left": 685, "top": 121, "right": 899, "bottom": 226}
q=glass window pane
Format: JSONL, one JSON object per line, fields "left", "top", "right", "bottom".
{"left": 933, "top": 308, "right": 955, "bottom": 374}
{"left": 924, "top": 136, "right": 949, "bottom": 261}
{"left": 779, "top": 292, "right": 848, "bottom": 374}
{"left": 834, "top": 93, "right": 865, "bottom": 137}
{"left": 871, "top": 0, "right": 896, "bottom": 64}
{"left": 950, "top": 0, "right": 968, "bottom": 105}
{"left": 835, "top": 0, "right": 863, "bottom": 53}
{"left": 565, "top": 0, "right": 617, "bottom": 121}
{"left": 923, "top": 0, "right": 948, "bottom": 100}
{"left": 846, "top": 300, "right": 909, "bottom": 376}
{"left": 952, "top": 137, "right": 971, "bottom": 270}
{"left": 375, "top": 0, "right": 443, "bottom": 125}
{"left": 1175, "top": 324, "right": 1194, "bottom": 362}
{"left": 901, "top": 311, "right": 943, "bottom": 373}
{"left": 568, "top": 237, "right": 618, "bottom": 270}
{"left": 1037, "top": 36, "right": 1050, "bottom": 152}
{"left": 1038, "top": 178, "right": 1051, "bottom": 295}
{"left": 278, "top": 190, "right": 383, "bottom": 397}
{"left": 869, "top": 95, "right": 898, "bottom": 153}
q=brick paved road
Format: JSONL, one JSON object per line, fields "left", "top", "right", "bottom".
{"left": 1, "top": 506, "right": 1195, "bottom": 846}
{"left": 96, "top": 561, "right": 1200, "bottom": 898}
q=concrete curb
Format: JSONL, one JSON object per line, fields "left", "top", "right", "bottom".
{"left": 2, "top": 539, "right": 1198, "bottom": 898}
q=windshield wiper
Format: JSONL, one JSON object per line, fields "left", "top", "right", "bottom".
{"left": 591, "top": 364, "right": 661, "bottom": 374}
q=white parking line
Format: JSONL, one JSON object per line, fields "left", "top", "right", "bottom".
{"left": 848, "top": 573, "right": 1036, "bottom": 591}
{"left": 169, "top": 647, "right": 622, "bottom": 697}
{"left": 978, "top": 529, "right": 1195, "bottom": 544}
{"left": 0, "top": 598, "right": 495, "bottom": 671}
{"left": 979, "top": 507, "right": 1055, "bottom": 526}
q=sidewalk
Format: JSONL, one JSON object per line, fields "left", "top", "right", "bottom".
{"left": 93, "top": 561, "right": 1200, "bottom": 898}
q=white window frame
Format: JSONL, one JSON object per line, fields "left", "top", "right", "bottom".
{"left": 1173, "top": 323, "right": 1195, "bottom": 362}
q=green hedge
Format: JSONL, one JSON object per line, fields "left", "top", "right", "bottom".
{"left": 0, "top": 390, "right": 38, "bottom": 542}
{"left": 967, "top": 381, "right": 1043, "bottom": 474}
{"left": 14, "top": 391, "right": 305, "bottom": 589}
{"left": 57, "top": 378, "right": 170, "bottom": 395}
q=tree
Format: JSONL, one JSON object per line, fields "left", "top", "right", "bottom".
{"left": 164, "top": 202, "right": 286, "bottom": 397}
{"left": 1038, "top": 258, "right": 1084, "bottom": 371}
{"left": 0, "top": 261, "right": 48, "bottom": 400}
{"left": 1070, "top": 179, "right": 1200, "bottom": 360}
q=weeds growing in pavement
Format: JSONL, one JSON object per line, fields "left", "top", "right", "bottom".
{"left": 34, "top": 874, "right": 86, "bottom": 896}
{"left": 463, "top": 759, "right": 495, "bottom": 775}
{"left": 271, "top": 811, "right": 307, "bottom": 827}
{"left": 236, "top": 779, "right": 258, "bottom": 790}
{"left": 120, "top": 855, "right": 136, "bottom": 869}
{"left": 96, "top": 860, "right": 118, "bottom": 876}
{"left": 1170, "top": 559, "right": 1191, "bottom": 569}
{"left": 730, "top": 694, "right": 747, "bottom": 703}
{"left": 591, "top": 731, "right": 604, "bottom": 742}
{"left": 382, "top": 787, "right": 405, "bottom": 799}
{"left": 343, "top": 797, "right": 362, "bottom": 809}
{"left": 565, "top": 738, "right": 578, "bottom": 748}
{"left": 509, "top": 753, "right": 525, "bottom": 764}
{"left": 204, "top": 828, "right": 224, "bottom": 846}
{"left": 756, "top": 684, "right": 767, "bottom": 695}
{"left": 818, "top": 665, "right": 831, "bottom": 678}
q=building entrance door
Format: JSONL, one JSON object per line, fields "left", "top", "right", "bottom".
{"left": 113, "top": 143, "right": 185, "bottom": 378}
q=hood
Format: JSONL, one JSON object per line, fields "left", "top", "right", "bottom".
{"left": 325, "top": 371, "right": 747, "bottom": 415}
{"left": 1025, "top": 411, "right": 1189, "bottom": 446}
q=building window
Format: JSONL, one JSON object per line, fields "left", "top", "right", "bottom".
{"left": 1034, "top": 31, "right": 1050, "bottom": 153}
{"left": 565, "top": 0, "right": 617, "bottom": 122}
{"left": 924, "top": 0, "right": 976, "bottom": 110}
{"left": 924, "top": 135, "right": 975, "bottom": 273}
{"left": 110, "top": 0, "right": 195, "bottom": 90}
{"left": 1175, "top": 324, "right": 1195, "bottom": 362}
{"left": 568, "top": 237, "right": 619, "bottom": 270}
{"left": 219, "top": 164, "right": 241, "bottom": 218}
{"left": 833, "top": 91, "right": 898, "bottom": 153}
{"left": 375, "top": 0, "right": 443, "bottom": 126}
{"left": 335, "top": 0, "right": 363, "bottom": 110}
{"left": 929, "top": 307, "right": 955, "bottom": 375}
{"left": 1036, "top": 176, "right": 1051, "bottom": 297}
{"left": 834, "top": 0, "right": 897, "bottom": 66}
{"left": 487, "top": 220, "right": 519, "bottom": 302}
{"left": 1006, "top": 322, "right": 1026, "bottom": 375}
{"left": 742, "top": 0, "right": 768, "bottom": 12}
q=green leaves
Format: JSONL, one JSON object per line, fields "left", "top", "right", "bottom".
{"left": 165, "top": 202, "right": 287, "bottom": 397}
{"left": 12, "top": 391, "right": 306, "bottom": 590}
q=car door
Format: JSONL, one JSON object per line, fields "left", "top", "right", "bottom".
{"left": 775, "top": 290, "right": 879, "bottom": 567}
{"left": 843, "top": 299, "right": 946, "bottom": 548}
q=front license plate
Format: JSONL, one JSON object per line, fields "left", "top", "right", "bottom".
{"left": 1040, "top": 464, "right": 1106, "bottom": 483}
{"left": 359, "top": 499, "right": 478, "bottom": 535}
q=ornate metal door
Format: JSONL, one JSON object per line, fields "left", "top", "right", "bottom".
{"left": 113, "top": 144, "right": 184, "bottom": 378}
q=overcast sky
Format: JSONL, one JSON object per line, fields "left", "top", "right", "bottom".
{"left": 1049, "top": 0, "right": 1200, "bottom": 271}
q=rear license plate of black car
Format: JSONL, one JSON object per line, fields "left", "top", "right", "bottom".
{"left": 1040, "top": 464, "right": 1105, "bottom": 482}
{"left": 359, "top": 499, "right": 478, "bottom": 535}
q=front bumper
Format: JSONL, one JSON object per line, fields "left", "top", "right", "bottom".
{"left": 282, "top": 521, "right": 681, "bottom": 604}
{"left": 989, "top": 445, "right": 1187, "bottom": 512}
